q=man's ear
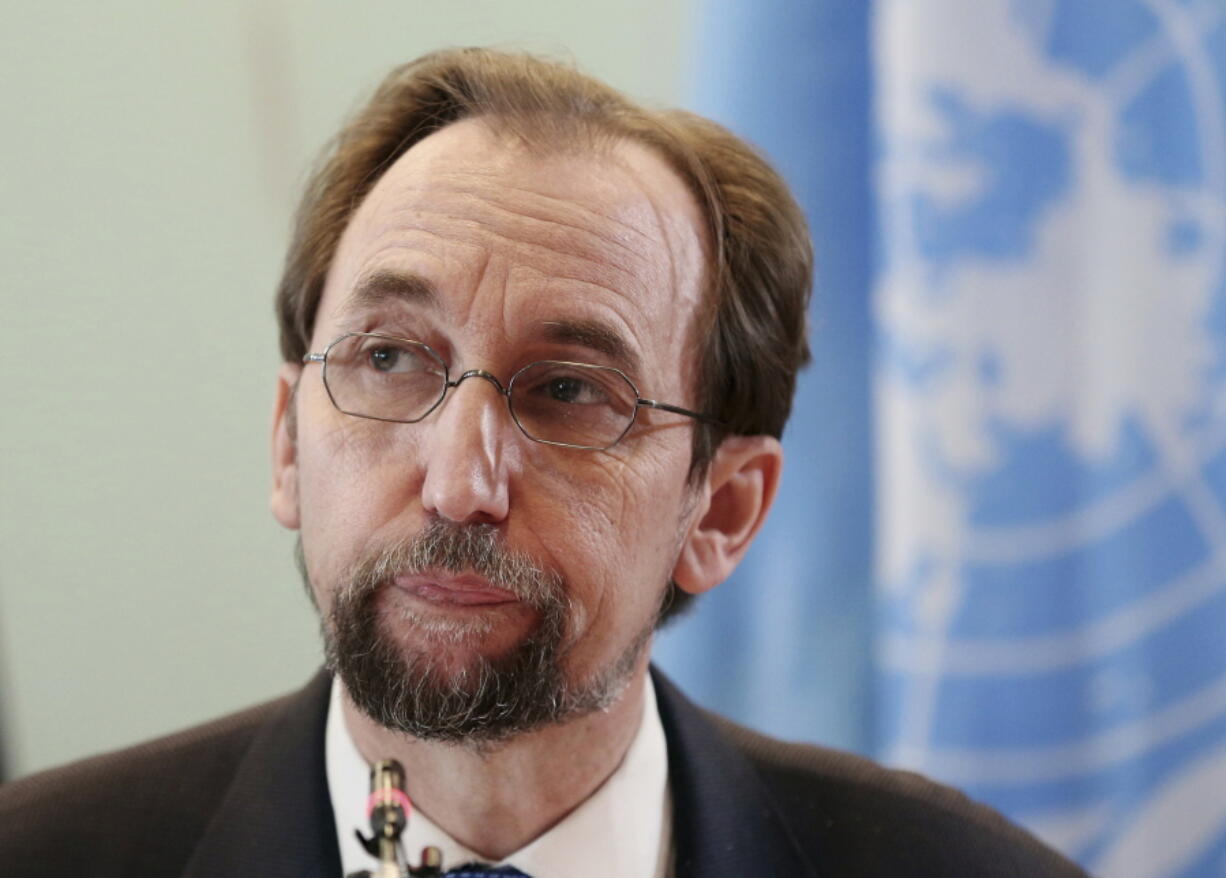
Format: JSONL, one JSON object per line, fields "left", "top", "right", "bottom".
{"left": 673, "top": 435, "right": 783, "bottom": 595}
{"left": 270, "top": 362, "right": 302, "bottom": 530}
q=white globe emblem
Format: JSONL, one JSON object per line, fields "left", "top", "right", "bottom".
{"left": 874, "top": 0, "right": 1226, "bottom": 874}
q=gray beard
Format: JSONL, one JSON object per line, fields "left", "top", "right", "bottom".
{"left": 316, "top": 519, "right": 656, "bottom": 745}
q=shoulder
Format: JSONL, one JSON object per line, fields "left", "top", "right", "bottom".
{"left": 710, "top": 714, "right": 1089, "bottom": 877}
{"left": 651, "top": 669, "right": 1087, "bottom": 875}
{"left": 0, "top": 692, "right": 292, "bottom": 878}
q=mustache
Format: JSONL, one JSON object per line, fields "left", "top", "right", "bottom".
{"left": 341, "top": 518, "right": 566, "bottom": 611}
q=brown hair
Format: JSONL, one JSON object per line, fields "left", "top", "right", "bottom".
{"left": 276, "top": 50, "right": 812, "bottom": 616}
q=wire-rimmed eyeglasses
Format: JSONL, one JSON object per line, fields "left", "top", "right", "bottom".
{"left": 303, "top": 332, "right": 722, "bottom": 451}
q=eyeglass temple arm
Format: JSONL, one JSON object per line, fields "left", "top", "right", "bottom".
{"left": 637, "top": 398, "right": 724, "bottom": 426}
{"left": 303, "top": 353, "right": 325, "bottom": 364}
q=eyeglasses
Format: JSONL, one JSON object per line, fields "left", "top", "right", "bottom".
{"left": 303, "top": 332, "right": 722, "bottom": 451}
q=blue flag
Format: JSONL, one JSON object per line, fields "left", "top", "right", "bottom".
{"left": 661, "top": 0, "right": 1226, "bottom": 874}
{"left": 875, "top": 1, "right": 1226, "bottom": 874}
{"left": 654, "top": 0, "right": 876, "bottom": 753}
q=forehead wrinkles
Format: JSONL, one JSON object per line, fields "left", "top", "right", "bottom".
{"left": 367, "top": 171, "right": 674, "bottom": 287}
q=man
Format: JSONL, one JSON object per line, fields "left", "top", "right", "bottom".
{"left": 0, "top": 49, "right": 1086, "bottom": 877}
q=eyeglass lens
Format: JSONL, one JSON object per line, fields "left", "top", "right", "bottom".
{"left": 321, "top": 334, "right": 639, "bottom": 449}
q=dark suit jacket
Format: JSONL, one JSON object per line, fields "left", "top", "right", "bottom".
{"left": 0, "top": 669, "right": 1087, "bottom": 877}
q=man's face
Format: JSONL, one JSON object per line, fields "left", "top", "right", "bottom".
{"left": 272, "top": 118, "right": 713, "bottom": 740}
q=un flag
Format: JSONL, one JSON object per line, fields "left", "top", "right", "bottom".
{"left": 659, "top": 1, "right": 1226, "bottom": 876}
{"left": 877, "top": 2, "right": 1226, "bottom": 875}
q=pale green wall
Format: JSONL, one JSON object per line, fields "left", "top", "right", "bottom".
{"left": 0, "top": 0, "right": 694, "bottom": 778}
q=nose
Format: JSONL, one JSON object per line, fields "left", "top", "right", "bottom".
{"left": 419, "top": 371, "right": 514, "bottom": 525}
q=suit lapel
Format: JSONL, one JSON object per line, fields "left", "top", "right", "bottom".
{"left": 179, "top": 667, "right": 818, "bottom": 877}
{"left": 183, "top": 670, "right": 342, "bottom": 878}
{"left": 652, "top": 669, "right": 821, "bottom": 878}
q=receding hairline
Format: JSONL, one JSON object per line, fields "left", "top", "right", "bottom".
{"left": 363, "top": 108, "right": 721, "bottom": 287}
{"left": 276, "top": 52, "right": 732, "bottom": 366}
{"left": 322, "top": 112, "right": 714, "bottom": 360}
{"left": 337, "top": 131, "right": 716, "bottom": 391}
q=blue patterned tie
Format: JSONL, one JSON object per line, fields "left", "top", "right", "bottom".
{"left": 444, "top": 864, "right": 531, "bottom": 877}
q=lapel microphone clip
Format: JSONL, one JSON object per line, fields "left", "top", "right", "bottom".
{"left": 347, "top": 759, "right": 444, "bottom": 878}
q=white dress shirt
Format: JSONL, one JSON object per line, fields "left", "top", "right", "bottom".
{"left": 326, "top": 677, "right": 673, "bottom": 878}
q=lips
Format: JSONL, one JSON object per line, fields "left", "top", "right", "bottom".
{"left": 393, "top": 573, "right": 520, "bottom": 606}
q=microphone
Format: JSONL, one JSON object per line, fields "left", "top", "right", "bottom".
{"left": 368, "top": 759, "right": 410, "bottom": 858}
{"left": 348, "top": 759, "right": 443, "bottom": 878}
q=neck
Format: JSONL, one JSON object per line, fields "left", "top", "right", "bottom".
{"left": 340, "top": 659, "right": 651, "bottom": 861}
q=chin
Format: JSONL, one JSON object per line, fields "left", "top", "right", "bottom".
{"left": 325, "top": 580, "right": 564, "bottom": 742}
{"left": 312, "top": 519, "right": 657, "bottom": 741}
{"left": 325, "top": 584, "right": 649, "bottom": 743}
{"left": 385, "top": 617, "right": 525, "bottom": 683}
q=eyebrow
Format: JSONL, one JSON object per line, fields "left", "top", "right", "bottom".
{"left": 540, "top": 319, "right": 640, "bottom": 375}
{"left": 343, "top": 270, "right": 438, "bottom": 312}
{"left": 341, "top": 272, "right": 639, "bottom": 373}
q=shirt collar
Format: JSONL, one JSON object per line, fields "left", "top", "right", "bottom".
{"left": 326, "top": 676, "right": 672, "bottom": 878}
